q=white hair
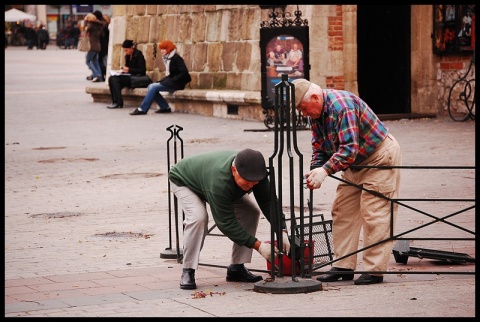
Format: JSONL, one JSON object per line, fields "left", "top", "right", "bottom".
{"left": 302, "top": 82, "right": 322, "bottom": 103}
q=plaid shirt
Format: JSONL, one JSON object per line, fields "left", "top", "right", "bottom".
{"left": 309, "top": 89, "right": 389, "bottom": 174}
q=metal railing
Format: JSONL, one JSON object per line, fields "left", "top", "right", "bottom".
{"left": 161, "top": 78, "right": 475, "bottom": 280}
{"left": 304, "top": 165, "right": 475, "bottom": 277}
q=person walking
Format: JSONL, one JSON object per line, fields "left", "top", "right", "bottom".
{"left": 292, "top": 78, "right": 402, "bottom": 285}
{"left": 24, "top": 23, "right": 37, "bottom": 50}
{"left": 63, "top": 25, "right": 74, "bottom": 49}
{"left": 36, "top": 25, "right": 49, "bottom": 50}
{"left": 106, "top": 40, "right": 147, "bottom": 109}
{"left": 84, "top": 13, "right": 104, "bottom": 82}
{"left": 168, "top": 149, "right": 290, "bottom": 290}
{"left": 93, "top": 10, "right": 110, "bottom": 80}
{"left": 70, "top": 22, "right": 81, "bottom": 49}
{"left": 129, "top": 39, "right": 191, "bottom": 115}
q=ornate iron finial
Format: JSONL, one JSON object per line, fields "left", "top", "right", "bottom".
{"left": 260, "top": 5, "right": 308, "bottom": 28}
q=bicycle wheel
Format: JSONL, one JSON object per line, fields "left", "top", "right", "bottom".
{"left": 263, "top": 110, "right": 275, "bottom": 129}
{"left": 447, "top": 78, "right": 476, "bottom": 122}
{"left": 295, "top": 114, "right": 310, "bottom": 130}
{"left": 467, "top": 79, "right": 475, "bottom": 121}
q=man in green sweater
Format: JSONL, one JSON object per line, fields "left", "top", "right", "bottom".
{"left": 169, "top": 149, "right": 290, "bottom": 290}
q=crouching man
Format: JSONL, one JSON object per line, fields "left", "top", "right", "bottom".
{"left": 168, "top": 149, "right": 290, "bottom": 290}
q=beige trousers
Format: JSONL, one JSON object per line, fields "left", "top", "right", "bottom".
{"left": 170, "top": 182, "right": 260, "bottom": 270}
{"left": 330, "top": 134, "right": 401, "bottom": 275}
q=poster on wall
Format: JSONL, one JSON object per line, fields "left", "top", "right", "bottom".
{"left": 260, "top": 26, "right": 310, "bottom": 110}
{"left": 433, "top": 4, "right": 475, "bottom": 55}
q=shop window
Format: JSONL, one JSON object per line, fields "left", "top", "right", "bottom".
{"left": 433, "top": 5, "right": 475, "bottom": 55}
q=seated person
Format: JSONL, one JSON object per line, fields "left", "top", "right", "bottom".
{"left": 267, "top": 51, "right": 277, "bottom": 66}
{"left": 269, "top": 44, "right": 287, "bottom": 66}
{"left": 130, "top": 40, "right": 191, "bottom": 115}
{"left": 106, "top": 39, "right": 148, "bottom": 109}
{"left": 286, "top": 43, "right": 303, "bottom": 69}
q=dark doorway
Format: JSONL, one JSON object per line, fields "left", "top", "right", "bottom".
{"left": 357, "top": 5, "right": 411, "bottom": 115}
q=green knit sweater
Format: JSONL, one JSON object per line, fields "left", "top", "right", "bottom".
{"left": 169, "top": 150, "right": 285, "bottom": 248}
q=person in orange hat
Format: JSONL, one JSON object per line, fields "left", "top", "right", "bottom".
{"left": 130, "top": 40, "right": 191, "bottom": 115}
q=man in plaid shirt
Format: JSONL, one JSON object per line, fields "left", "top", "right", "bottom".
{"left": 292, "top": 78, "right": 402, "bottom": 285}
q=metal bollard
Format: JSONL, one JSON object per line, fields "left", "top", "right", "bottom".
{"left": 254, "top": 74, "right": 322, "bottom": 294}
{"left": 160, "top": 124, "right": 184, "bottom": 261}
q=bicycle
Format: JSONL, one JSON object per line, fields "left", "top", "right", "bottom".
{"left": 447, "top": 57, "right": 475, "bottom": 122}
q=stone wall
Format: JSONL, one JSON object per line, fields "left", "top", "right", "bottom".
{"left": 435, "top": 57, "right": 476, "bottom": 117}
{"left": 108, "top": 5, "right": 266, "bottom": 91}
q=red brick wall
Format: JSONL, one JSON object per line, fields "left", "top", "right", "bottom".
{"left": 327, "top": 5, "right": 345, "bottom": 90}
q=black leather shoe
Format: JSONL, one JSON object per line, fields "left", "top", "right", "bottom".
{"left": 316, "top": 267, "right": 354, "bottom": 282}
{"left": 130, "top": 108, "right": 147, "bottom": 115}
{"left": 107, "top": 103, "right": 123, "bottom": 109}
{"left": 180, "top": 268, "right": 196, "bottom": 290}
{"left": 354, "top": 273, "right": 383, "bottom": 285}
{"left": 155, "top": 107, "right": 172, "bottom": 113}
{"left": 226, "top": 264, "right": 263, "bottom": 282}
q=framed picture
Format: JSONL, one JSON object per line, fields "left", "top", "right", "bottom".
{"left": 433, "top": 4, "right": 475, "bottom": 55}
{"left": 260, "top": 26, "right": 310, "bottom": 110}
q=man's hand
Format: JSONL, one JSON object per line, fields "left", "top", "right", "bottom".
{"left": 255, "top": 241, "right": 278, "bottom": 262}
{"left": 282, "top": 230, "right": 290, "bottom": 254}
{"left": 306, "top": 167, "right": 328, "bottom": 189}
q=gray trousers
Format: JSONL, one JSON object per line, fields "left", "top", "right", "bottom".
{"left": 170, "top": 182, "right": 260, "bottom": 270}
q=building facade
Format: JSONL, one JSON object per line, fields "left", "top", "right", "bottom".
{"left": 104, "top": 5, "right": 474, "bottom": 119}
{"left": 8, "top": 5, "right": 474, "bottom": 119}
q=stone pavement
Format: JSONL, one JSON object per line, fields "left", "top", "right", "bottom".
{"left": 4, "top": 46, "right": 476, "bottom": 317}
